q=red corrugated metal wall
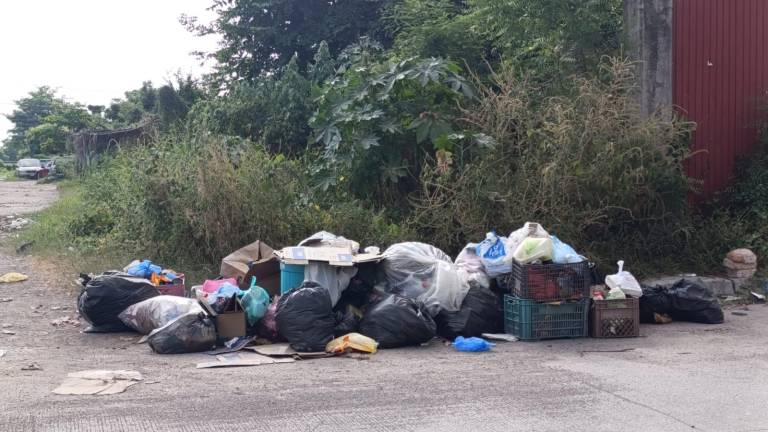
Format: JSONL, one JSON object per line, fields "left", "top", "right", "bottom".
{"left": 673, "top": 0, "right": 768, "bottom": 199}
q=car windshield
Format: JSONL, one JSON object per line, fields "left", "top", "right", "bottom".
{"left": 17, "top": 159, "right": 41, "bottom": 168}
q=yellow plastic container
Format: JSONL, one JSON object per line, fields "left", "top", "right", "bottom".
{"left": 326, "top": 332, "right": 378, "bottom": 354}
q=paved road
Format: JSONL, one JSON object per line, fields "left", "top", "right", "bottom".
{"left": 1, "top": 180, "right": 767, "bottom": 432}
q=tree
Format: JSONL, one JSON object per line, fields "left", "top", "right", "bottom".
{"left": 1, "top": 87, "right": 104, "bottom": 157}
{"left": 182, "top": 0, "right": 394, "bottom": 85}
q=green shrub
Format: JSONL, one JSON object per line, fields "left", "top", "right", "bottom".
{"left": 409, "top": 59, "right": 700, "bottom": 274}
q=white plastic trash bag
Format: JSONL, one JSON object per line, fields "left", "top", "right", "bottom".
{"left": 605, "top": 260, "right": 643, "bottom": 298}
{"left": 475, "top": 232, "right": 513, "bottom": 277}
{"left": 119, "top": 295, "right": 203, "bottom": 335}
{"left": 381, "top": 242, "right": 470, "bottom": 316}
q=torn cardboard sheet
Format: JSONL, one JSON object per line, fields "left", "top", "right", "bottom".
{"left": 196, "top": 352, "right": 295, "bottom": 369}
{"left": 243, "top": 343, "right": 333, "bottom": 359}
{"left": 52, "top": 370, "right": 143, "bottom": 395}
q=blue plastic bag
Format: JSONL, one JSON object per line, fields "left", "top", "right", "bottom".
{"left": 453, "top": 336, "right": 494, "bottom": 352}
{"left": 550, "top": 236, "right": 585, "bottom": 264}
{"left": 126, "top": 260, "right": 162, "bottom": 279}
{"left": 475, "top": 232, "right": 512, "bottom": 277}
{"left": 207, "top": 283, "right": 244, "bottom": 304}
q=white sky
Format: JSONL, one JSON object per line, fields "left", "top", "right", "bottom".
{"left": 0, "top": 0, "right": 219, "bottom": 142}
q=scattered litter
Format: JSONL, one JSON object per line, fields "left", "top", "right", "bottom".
{"left": 119, "top": 336, "right": 136, "bottom": 342}
{"left": 0, "top": 298, "right": 12, "bottom": 303}
{"left": 732, "top": 311, "right": 748, "bottom": 316}
{"left": 751, "top": 291, "right": 765, "bottom": 302}
{"left": 453, "top": 336, "right": 494, "bottom": 352}
{"left": 51, "top": 316, "right": 80, "bottom": 327}
{"left": 2, "top": 330, "right": 16, "bottom": 335}
{"left": 21, "top": 363, "right": 42, "bottom": 371}
{"left": 0, "top": 350, "right": 6, "bottom": 358}
{"left": 206, "top": 336, "right": 255, "bottom": 355}
{"left": 482, "top": 333, "right": 519, "bottom": 342}
{"left": 196, "top": 352, "right": 295, "bottom": 369}
{"left": 2, "top": 323, "right": 12, "bottom": 328}
{"left": 15, "top": 241, "right": 34, "bottom": 253}
{"left": 0, "top": 272, "right": 28, "bottom": 283}
{"left": 1, "top": 218, "right": 32, "bottom": 231}
{"left": 52, "top": 370, "right": 142, "bottom": 395}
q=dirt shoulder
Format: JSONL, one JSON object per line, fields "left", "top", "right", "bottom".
{"left": 0, "top": 180, "right": 59, "bottom": 217}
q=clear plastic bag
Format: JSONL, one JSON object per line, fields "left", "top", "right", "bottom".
{"left": 551, "top": 235, "right": 585, "bottom": 264}
{"left": 119, "top": 295, "right": 203, "bottom": 335}
{"left": 455, "top": 244, "right": 491, "bottom": 289}
{"left": 305, "top": 262, "right": 358, "bottom": 307}
{"left": 381, "top": 242, "right": 470, "bottom": 315}
{"left": 512, "top": 237, "right": 553, "bottom": 264}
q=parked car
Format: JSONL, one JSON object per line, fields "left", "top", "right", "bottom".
{"left": 15, "top": 158, "right": 49, "bottom": 179}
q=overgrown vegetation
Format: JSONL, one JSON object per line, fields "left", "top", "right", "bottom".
{"left": 7, "top": 0, "right": 766, "bottom": 278}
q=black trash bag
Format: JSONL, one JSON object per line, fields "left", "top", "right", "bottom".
{"left": 668, "top": 278, "right": 724, "bottom": 324}
{"left": 77, "top": 272, "right": 160, "bottom": 332}
{"left": 435, "top": 286, "right": 503, "bottom": 340}
{"left": 640, "top": 278, "right": 723, "bottom": 324}
{"left": 359, "top": 295, "right": 437, "bottom": 348}
{"left": 147, "top": 312, "right": 217, "bottom": 354}
{"left": 276, "top": 281, "right": 335, "bottom": 352}
{"left": 334, "top": 306, "right": 362, "bottom": 337}
{"left": 639, "top": 285, "right": 673, "bottom": 323}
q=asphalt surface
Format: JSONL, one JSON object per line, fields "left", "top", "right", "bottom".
{"left": 1, "top": 180, "right": 767, "bottom": 432}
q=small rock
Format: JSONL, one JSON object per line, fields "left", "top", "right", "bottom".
{"left": 726, "top": 248, "right": 757, "bottom": 265}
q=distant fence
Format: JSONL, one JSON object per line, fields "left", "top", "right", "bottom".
{"left": 70, "top": 122, "right": 157, "bottom": 173}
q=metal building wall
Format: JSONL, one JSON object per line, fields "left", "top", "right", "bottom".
{"left": 673, "top": 0, "right": 768, "bottom": 198}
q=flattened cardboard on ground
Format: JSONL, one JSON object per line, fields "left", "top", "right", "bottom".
{"left": 196, "top": 352, "right": 295, "bottom": 369}
{"left": 275, "top": 246, "right": 382, "bottom": 267}
{"left": 243, "top": 343, "right": 333, "bottom": 359}
{"left": 220, "top": 240, "right": 281, "bottom": 295}
{"left": 52, "top": 370, "right": 143, "bottom": 395}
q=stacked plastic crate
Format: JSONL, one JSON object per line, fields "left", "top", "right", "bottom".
{"left": 498, "top": 260, "right": 591, "bottom": 341}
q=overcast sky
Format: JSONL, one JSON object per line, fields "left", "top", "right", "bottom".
{"left": 0, "top": 0, "right": 219, "bottom": 142}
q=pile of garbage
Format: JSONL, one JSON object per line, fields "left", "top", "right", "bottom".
{"left": 75, "top": 225, "right": 725, "bottom": 358}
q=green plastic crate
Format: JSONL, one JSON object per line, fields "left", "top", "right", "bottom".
{"left": 504, "top": 295, "right": 589, "bottom": 341}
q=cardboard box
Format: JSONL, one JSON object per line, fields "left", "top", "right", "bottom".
{"left": 199, "top": 298, "right": 246, "bottom": 339}
{"left": 275, "top": 246, "right": 382, "bottom": 267}
{"left": 220, "top": 240, "right": 281, "bottom": 296}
